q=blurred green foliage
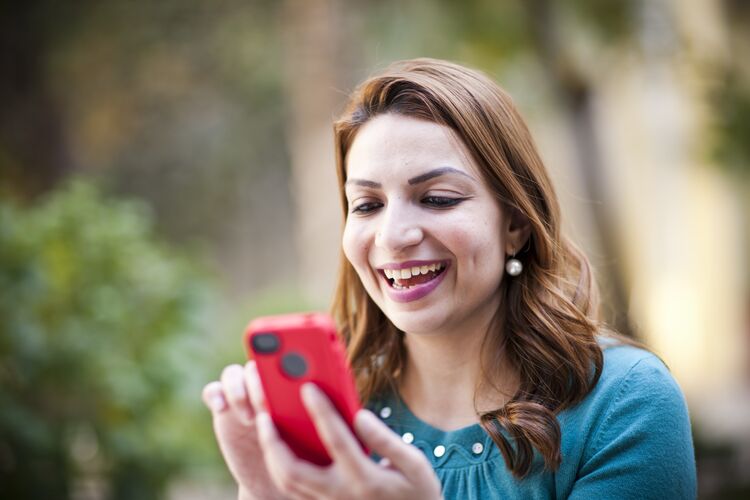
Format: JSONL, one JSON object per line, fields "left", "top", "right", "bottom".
{"left": 713, "top": 71, "right": 750, "bottom": 178}
{"left": 0, "top": 1, "right": 747, "bottom": 498}
{"left": 0, "top": 180, "right": 224, "bottom": 499}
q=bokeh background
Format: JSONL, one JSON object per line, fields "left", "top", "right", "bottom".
{"left": 1, "top": 0, "right": 748, "bottom": 498}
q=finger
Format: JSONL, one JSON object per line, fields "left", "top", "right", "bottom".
{"left": 202, "top": 381, "right": 228, "bottom": 413}
{"left": 300, "top": 383, "right": 371, "bottom": 479}
{"left": 354, "top": 409, "right": 432, "bottom": 479}
{"left": 277, "top": 484, "right": 317, "bottom": 500}
{"left": 249, "top": 367, "right": 336, "bottom": 498}
{"left": 220, "top": 364, "right": 253, "bottom": 426}
{"left": 244, "top": 360, "right": 267, "bottom": 415}
{"left": 254, "top": 410, "right": 332, "bottom": 499}
{"left": 204, "top": 380, "right": 268, "bottom": 493}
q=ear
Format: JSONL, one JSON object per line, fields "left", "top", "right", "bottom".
{"left": 503, "top": 207, "right": 532, "bottom": 256}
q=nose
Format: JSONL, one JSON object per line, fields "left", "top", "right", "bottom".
{"left": 374, "top": 201, "right": 424, "bottom": 252}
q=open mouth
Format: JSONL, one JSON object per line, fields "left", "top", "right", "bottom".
{"left": 379, "top": 262, "right": 448, "bottom": 290}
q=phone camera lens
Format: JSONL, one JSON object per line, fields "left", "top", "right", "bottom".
{"left": 251, "top": 333, "right": 280, "bottom": 354}
{"left": 281, "top": 353, "right": 307, "bottom": 378}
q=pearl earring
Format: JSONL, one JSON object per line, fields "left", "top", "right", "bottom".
{"left": 505, "top": 252, "right": 523, "bottom": 276}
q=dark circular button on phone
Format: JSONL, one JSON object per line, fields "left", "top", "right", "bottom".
{"left": 251, "top": 333, "right": 280, "bottom": 354}
{"left": 281, "top": 352, "right": 307, "bottom": 378}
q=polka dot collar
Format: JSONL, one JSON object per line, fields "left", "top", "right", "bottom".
{"left": 370, "top": 392, "right": 499, "bottom": 469}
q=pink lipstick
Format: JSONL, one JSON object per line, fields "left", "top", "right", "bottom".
{"left": 377, "top": 260, "right": 450, "bottom": 303}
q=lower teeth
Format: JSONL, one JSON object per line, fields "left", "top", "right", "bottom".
{"left": 388, "top": 268, "right": 444, "bottom": 290}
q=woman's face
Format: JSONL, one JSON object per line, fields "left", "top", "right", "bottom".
{"left": 342, "top": 113, "right": 515, "bottom": 336}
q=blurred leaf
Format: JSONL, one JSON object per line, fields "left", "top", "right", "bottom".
{"left": 712, "top": 71, "right": 750, "bottom": 177}
{"left": 0, "top": 180, "right": 222, "bottom": 499}
{"left": 567, "top": 0, "right": 635, "bottom": 42}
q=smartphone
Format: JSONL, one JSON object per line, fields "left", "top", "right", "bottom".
{"left": 244, "top": 312, "right": 364, "bottom": 466}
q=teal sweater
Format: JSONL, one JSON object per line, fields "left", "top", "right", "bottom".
{"left": 370, "top": 344, "right": 697, "bottom": 499}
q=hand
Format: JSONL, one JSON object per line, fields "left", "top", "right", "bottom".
{"left": 250, "top": 374, "right": 443, "bottom": 500}
{"left": 202, "top": 362, "right": 285, "bottom": 500}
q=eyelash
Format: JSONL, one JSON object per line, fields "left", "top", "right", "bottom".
{"left": 422, "top": 196, "right": 463, "bottom": 208}
{"left": 350, "top": 202, "right": 383, "bottom": 214}
{"left": 350, "top": 196, "right": 464, "bottom": 214}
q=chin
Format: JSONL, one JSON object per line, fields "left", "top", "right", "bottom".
{"left": 382, "top": 307, "right": 449, "bottom": 336}
{"left": 363, "top": 281, "right": 449, "bottom": 335}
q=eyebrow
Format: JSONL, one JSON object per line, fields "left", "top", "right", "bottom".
{"left": 345, "top": 178, "right": 382, "bottom": 188}
{"left": 407, "top": 166, "right": 476, "bottom": 185}
{"left": 345, "top": 166, "right": 476, "bottom": 189}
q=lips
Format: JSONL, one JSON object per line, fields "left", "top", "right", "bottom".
{"left": 376, "top": 260, "right": 450, "bottom": 303}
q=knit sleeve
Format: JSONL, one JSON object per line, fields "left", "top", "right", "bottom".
{"left": 568, "top": 355, "right": 697, "bottom": 499}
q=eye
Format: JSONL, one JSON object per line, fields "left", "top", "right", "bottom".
{"left": 350, "top": 201, "right": 383, "bottom": 214}
{"left": 421, "top": 196, "right": 463, "bottom": 208}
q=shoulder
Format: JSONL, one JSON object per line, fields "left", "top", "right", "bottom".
{"left": 558, "top": 340, "right": 697, "bottom": 499}
{"left": 596, "top": 341, "right": 685, "bottom": 417}
{"left": 560, "top": 341, "right": 690, "bottom": 450}
{"left": 599, "top": 341, "right": 674, "bottom": 387}
{"left": 579, "top": 341, "right": 691, "bottom": 449}
{"left": 598, "top": 336, "right": 666, "bottom": 376}
{"left": 563, "top": 341, "right": 683, "bottom": 416}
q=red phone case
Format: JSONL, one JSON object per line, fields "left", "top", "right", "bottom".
{"left": 244, "top": 312, "right": 364, "bottom": 465}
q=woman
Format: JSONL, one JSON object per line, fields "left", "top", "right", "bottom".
{"left": 202, "top": 58, "right": 697, "bottom": 499}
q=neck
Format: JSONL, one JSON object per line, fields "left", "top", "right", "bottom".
{"left": 398, "top": 314, "right": 518, "bottom": 431}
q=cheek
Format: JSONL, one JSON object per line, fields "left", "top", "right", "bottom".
{"left": 342, "top": 223, "right": 380, "bottom": 294}
{"left": 447, "top": 220, "right": 504, "bottom": 268}
{"left": 342, "top": 222, "right": 369, "bottom": 269}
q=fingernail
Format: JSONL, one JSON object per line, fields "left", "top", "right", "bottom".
{"left": 355, "top": 409, "right": 377, "bottom": 430}
{"left": 256, "top": 411, "right": 270, "bottom": 426}
{"left": 210, "top": 393, "right": 227, "bottom": 413}
{"left": 300, "top": 383, "right": 318, "bottom": 405}
{"left": 231, "top": 382, "right": 245, "bottom": 399}
{"left": 255, "top": 411, "right": 273, "bottom": 437}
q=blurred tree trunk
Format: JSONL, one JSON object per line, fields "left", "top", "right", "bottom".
{"left": 525, "top": 0, "right": 635, "bottom": 336}
{"left": 0, "top": 2, "right": 74, "bottom": 200}
{"left": 281, "top": 0, "right": 344, "bottom": 303}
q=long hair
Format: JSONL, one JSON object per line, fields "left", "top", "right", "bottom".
{"left": 331, "top": 58, "right": 620, "bottom": 478}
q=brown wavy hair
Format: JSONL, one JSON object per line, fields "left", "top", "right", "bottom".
{"left": 331, "top": 58, "right": 625, "bottom": 478}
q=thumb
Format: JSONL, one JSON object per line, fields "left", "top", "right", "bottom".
{"left": 354, "top": 410, "right": 430, "bottom": 477}
{"left": 202, "top": 381, "right": 228, "bottom": 414}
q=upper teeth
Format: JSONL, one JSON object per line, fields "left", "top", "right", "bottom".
{"left": 383, "top": 263, "right": 444, "bottom": 280}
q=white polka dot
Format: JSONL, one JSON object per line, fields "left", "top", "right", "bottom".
{"left": 379, "top": 406, "right": 392, "bottom": 419}
{"left": 433, "top": 445, "right": 446, "bottom": 457}
{"left": 402, "top": 432, "right": 414, "bottom": 444}
{"left": 472, "top": 442, "right": 484, "bottom": 454}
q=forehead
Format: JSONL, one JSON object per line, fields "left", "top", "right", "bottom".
{"left": 345, "top": 114, "right": 479, "bottom": 180}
